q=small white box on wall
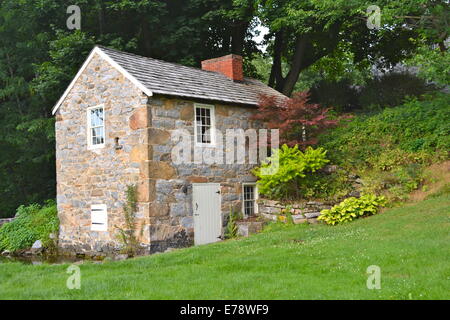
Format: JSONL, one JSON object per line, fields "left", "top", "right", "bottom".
{"left": 91, "top": 204, "right": 108, "bottom": 231}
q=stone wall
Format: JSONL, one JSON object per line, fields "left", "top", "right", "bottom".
{"left": 258, "top": 199, "right": 334, "bottom": 224}
{"left": 55, "top": 53, "right": 150, "bottom": 255}
{"left": 55, "top": 53, "right": 265, "bottom": 255}
{"left": 145, "top": 95, "right": 264, "bottom": 252}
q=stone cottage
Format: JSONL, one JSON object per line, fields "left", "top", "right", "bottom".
{"left": 52, "top": 45, "right": 285, "bottom": 255}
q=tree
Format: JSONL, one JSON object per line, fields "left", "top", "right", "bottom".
{"left": 257, "top": 0, "right": 448, "bottom": 96}
{"left": 0, "top": 0, "right": 258, "bottom": 216}
{"left": 250, "top": 92, "right": 340, "bottom": 147}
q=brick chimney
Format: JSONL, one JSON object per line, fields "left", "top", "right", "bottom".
{"left": 201, "top": 54, "right": 244, "bottom": 81}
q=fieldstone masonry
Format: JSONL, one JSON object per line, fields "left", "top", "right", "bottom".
{"left": 55, "top": 53, "right": 265, "bottom": 256}
{"left": 258, "top": 199, "right": 334, "bottom": 224}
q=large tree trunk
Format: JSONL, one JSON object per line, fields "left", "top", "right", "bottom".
{"left": 269, "top": 31, "right": 284, "bottom": 88}
{"left": 277, "top": 35, "right": 310, "bottom": 96}
{"left": 231, "top": 21, "right": 249, "bottom": 55}
{"left": 269, "top": 23, "right": 342, "bottom": 96}
{"left": 230, "top": 4, "right": 255, "bottom": 55}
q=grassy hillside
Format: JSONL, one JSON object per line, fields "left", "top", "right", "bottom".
{"left": 0, "top": 194, "right": 448, "bottom": 300}
{"left": 319, "top": 93, "right": 449, "bottom": 201}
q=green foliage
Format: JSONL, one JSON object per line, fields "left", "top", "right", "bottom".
{"left": 321, "top": 93, "right": 449, "bottom": 201}
{"left": 426, "top": 183, "right": 450, "bottom": 199}
{"left": 358, "top": 72, "right": 436, "bottom": 111}
{"left": 406, "top": 45, "right": 450, "bottom": 87}
{"left": 321, "top": 93, "right": 450, "bottom": 168}
{"left": 310, "top": 79, "right": 360, "bottom": 113}
{"left": 253, "top": 145, "right": 329, "bottom": 200}
{"left": 360, "top": 164, "right": 425, "bottom": 201}
{"left": 115, "top": 185, "right": 141, "bottom": 256}
{"left": 318, "top": 194, "right": 386, "bottom": 225}
{"left": 0, "top": 0, "right": 259, "bottom": 217}
{"left": 0, "top": 201, "right": 59, "bottom": 252}
{"left": 225, "top": 209, "right": 243, "bottom": 239}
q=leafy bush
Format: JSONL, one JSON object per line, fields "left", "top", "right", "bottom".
{"left": 321, "top": 93, "right": 449, "bottom": 168}
{"left": 253, "top": 145, "right": 330, "bottom": 200}
{"left": 318, "top": 194, "right": 386, "bottom": 225}
{"left": 251, "top": 92, "right": 339, "bottom": 147}
{"left": 320, "top": 93, "right": 449, "bottom": 201}
{"left": 405, "top": 46, "right": 450, "bottom": 87}
{"left": 358, "top": 72, "right": 435, "bottom": 111}
{"left": 0, "top": 200, "right": 59, "bottom": 252}
{"left": 310, "top": 79, "right": 360, "bottom": 113}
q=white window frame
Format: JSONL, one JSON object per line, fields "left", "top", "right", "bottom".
{"left": 194, "top": 103, "right": 216, "bottom": 147}
{"left": 242, "top": 183, "right": 258, "bottom": 217}
{"left": 87, "top": 104, "right": 106, "bottom": 150}
{"left": 90, "top": 204, "right": 108, "bottom": 232}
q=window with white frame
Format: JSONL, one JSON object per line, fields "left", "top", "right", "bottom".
{"left": 91, "top": 204, "right": 107, "bottom": 231}
{"left": 87, "top": 105, "right": 105, "bottom": 148}
{"left": 194, "top": 104, "right": 215, "bottom": 145}
{"left": 242, "top": 184, "right": 258, "bottom": 216}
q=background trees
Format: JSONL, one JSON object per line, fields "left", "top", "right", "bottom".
{"left": 0, "top": 0, "right": 448, "bottom": 216}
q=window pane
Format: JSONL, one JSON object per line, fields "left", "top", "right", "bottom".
{"left": 91, "top": 108, "right": 104, "bottom": 127}
{"left": 195, "top": 107, "right": 213, "bottom": 144}
{"left": 243, "top": 185, "right": 256, "bottom": 216}
{"left": 90, "top": 119, "right": 104, "bottom": 146}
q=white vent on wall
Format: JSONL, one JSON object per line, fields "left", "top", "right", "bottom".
{"left": 91, "top": 204, "right": 107, "bottom": 231}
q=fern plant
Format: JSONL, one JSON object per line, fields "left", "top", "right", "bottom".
{"left": 224, "top": 209, "right": 243, "bottom": 239}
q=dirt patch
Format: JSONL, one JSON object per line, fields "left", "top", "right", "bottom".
{"left": 409, "top": 161, "right": 450, "bottom": 202}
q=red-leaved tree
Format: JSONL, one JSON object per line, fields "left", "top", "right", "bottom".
{"left": 251, "top": 92, "right": 341, "bottom": 147}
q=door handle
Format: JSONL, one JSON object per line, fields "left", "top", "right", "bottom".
{"left": 195, "top": 203, "right": 198, "bottom": 210}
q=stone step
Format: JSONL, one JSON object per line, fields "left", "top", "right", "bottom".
{"left": 304, "top": 212, "right": 321, "bottom": 219}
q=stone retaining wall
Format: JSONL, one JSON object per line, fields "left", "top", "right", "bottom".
{"left": 258, "top": 199, "right": 334, "bottom": 224}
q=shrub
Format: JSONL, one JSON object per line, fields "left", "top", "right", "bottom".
{"left": 253, "top": 145, "right": 329, "bottom": 200}
{"left": 318, "top": 194, "right": 386, "bottom": 225}
{"left": 250, "top": 92, "right": 339, "bottom": 147}
{"left": 320, "top": 93, "right": 449, "bottom": 201}
{"left": 321, "top": 93, "right": 449, "bottom": 169}
{"left": 0, "top": 200, "right": 59, "bottom": 252}
{"left": 405, "top": 46, "right": 450, "bottom": 87}
{"left": 310, "top": 79, "right": 360, "bottom": 113}
{"left": 358, "top": 72, "right": 435, "bottom": 111}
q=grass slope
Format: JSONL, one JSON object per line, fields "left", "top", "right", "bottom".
{"left": 0, "top": 195, "right": 449, "bottom": 300}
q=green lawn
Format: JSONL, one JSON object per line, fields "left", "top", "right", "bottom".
{"left": 0, "top": 195, "right": 449, "bottom": 300}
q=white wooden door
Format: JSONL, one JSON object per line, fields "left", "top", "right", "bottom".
{"left": 192, "top": 183, "right": 222, "bottom": 245}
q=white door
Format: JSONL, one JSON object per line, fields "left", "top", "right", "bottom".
{"left": 192, "top": 183, "right": 222, "bottom": 245}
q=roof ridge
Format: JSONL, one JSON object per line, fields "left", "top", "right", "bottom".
{"left": 96, "top": 45, "right": 248, "bottom": 80}
{"left": 53, "top": 45, "right": 287, "bottom": 115}
{"left": 96, "top": 45, "right": 263, "bottom": 84}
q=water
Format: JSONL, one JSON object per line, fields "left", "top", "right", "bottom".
{"left": 0, "top": 254, "right": 91, "bottom": 265}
